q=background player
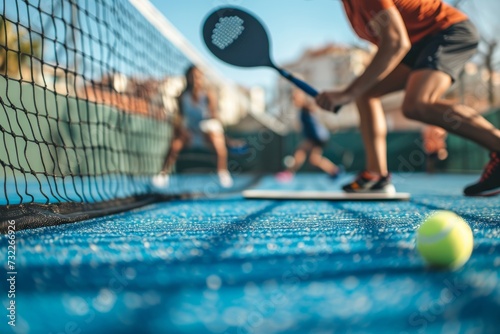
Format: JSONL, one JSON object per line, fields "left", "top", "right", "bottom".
{"left": 276, "top": 87, "right": 342, "bottom": 182}
{"left": 153, "top": 66, "right": 233, "bottom": 188}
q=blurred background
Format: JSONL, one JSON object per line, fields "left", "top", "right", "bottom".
{"left": 1, "top": 2, "right": 500, "bottom": 333}
{"left": 1, "top": 0, "right": 499, "bottom": 191}
{"left": 149, "top": 0, "right": 500, "bottom": 175}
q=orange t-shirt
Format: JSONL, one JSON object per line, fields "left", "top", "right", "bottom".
{"left": 342, "top": 0, "right": 468, "bottom": 45}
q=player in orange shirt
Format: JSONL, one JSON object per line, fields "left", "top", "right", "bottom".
{"left": 315, "top": 0, "right": 500, "bottom": 196}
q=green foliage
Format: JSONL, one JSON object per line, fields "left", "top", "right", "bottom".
{"left": 0, "top": 16, "right": 41, "bottom": 79}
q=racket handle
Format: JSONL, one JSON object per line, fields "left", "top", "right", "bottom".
{"left": 276, "top": 67, "right": 318, "bottom": 96}
{"left": 276, "top": 67, "right": 342, "bottom": 113}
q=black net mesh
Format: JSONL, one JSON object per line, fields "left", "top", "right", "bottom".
{"left": 0, "top": 0, "right": 192, "bottom": 227}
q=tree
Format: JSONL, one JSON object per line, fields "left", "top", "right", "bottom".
{"left": 453, "top": 0, "right": 500, "bottom": 106}
{"left": 0, "top": 16, "right": 41, "bottom": 80}
{"left": 484, "top": 41, "right": 498, "bottom": 106}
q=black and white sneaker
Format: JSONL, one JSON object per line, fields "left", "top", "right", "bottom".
{"left": 342, "top": 171, "right": 396, "bottom": 194}
{"left": 464, "top": 152, "right": 500, "bottom": 197}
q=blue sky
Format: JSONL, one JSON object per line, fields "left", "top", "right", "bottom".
{"left": 149, "top": 0, "right": 494, "bottom": 89}
{"left": 149, "top": 0, "right": 358, "bottom": 89}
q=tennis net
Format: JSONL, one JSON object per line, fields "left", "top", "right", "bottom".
{"left": 0, "top": 0, "right": 246, "bottom": 231}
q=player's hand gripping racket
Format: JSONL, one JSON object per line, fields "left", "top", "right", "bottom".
{"left": 202, "top": 7, "right": 342, "bottom": 113}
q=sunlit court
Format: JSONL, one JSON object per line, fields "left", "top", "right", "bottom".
{"left": 1, "top": 1, "right": 500, "bottom": 333}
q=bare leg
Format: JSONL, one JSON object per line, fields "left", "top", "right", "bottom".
{"left": 289, "top": 141, "right": 313, "bottom": 173}
{"left": 206, "top": 131, "right": 234, "bottom": 187}
{"left": 308, "top": 146, "right": 338, "bottom": 175}
{"left": 160, "top": 137, "right": 185, "bottom": 174}
{"left": 207, "top": 132, "right": 229, "bottom": 171}
{"left": 403, "top": 70, "right": 500, "bottom": 152}
{"left": 154, "top": 133, "right": 186, "bottom": 187}
{"left": 355, "top": 64, "right": 412, "bottom": 175}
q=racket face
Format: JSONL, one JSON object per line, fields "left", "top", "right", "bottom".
{"left": 202, "top": 7, "right": 273, "bottom": 68}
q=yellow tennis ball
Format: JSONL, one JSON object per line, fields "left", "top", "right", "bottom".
{"left": 416, "top": 211, "right": 473, "bottom": 269}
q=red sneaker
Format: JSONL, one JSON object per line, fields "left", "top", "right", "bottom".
{"left": 464, "top": 152, "right": 500, "bottom": 196}
{"left": 342, "top": 171, "right": 395, "bottom": 193}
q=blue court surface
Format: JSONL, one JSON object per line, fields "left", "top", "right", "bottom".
{"left": 1, "top": 173, "right": 500, "bottom": 334}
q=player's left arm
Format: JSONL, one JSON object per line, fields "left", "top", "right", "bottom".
{"left": 316, "top": 6, "right": 411, "bottom": 111}
{"left": 347, "top": 6, "right": 411, "bottom": 97}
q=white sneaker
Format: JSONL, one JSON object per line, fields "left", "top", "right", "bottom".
{"left": 152, "top": 173, "right": 170, "bottom": 188}
{"left": 218, "top": 170, "right": 233, "bottom": 188}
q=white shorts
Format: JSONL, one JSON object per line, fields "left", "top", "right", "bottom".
{"left": 199, "top": 119, "right": 224, "bottom": 134}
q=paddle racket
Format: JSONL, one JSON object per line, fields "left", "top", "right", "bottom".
{"left": 202, "top": 7, "right": 341, "bottom": 113}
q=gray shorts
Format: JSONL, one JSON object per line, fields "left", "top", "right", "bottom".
{"left": 402, "top": 20, "right": 479, "bottom": 82}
